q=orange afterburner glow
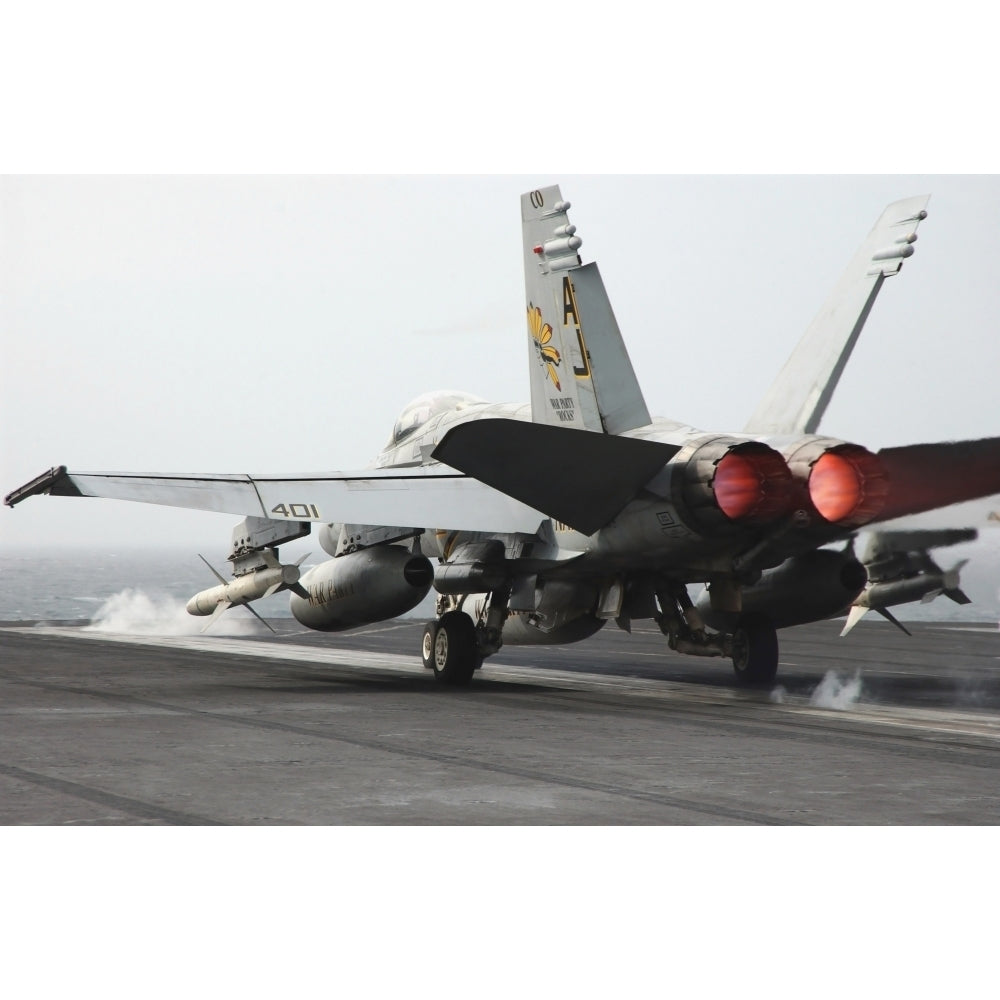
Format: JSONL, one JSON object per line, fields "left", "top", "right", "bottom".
{"left": 808, "top": 446, "right": 888, "bottom": 524}
{"left": 714, "top": 453, "right": 762, "bottom": 520}
{"left": 713, "top": 447, "right": 794, "bottom": 523}
{"left": 809, "top": 453, "right": 861, "bottom": 521}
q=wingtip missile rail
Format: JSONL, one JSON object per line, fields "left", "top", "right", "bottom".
{"left": 4, "top": 466, "right": 79, "bottom": 507}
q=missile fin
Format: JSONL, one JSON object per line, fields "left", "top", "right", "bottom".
{"left": 840, "top": 604, "right": 869, "bottom": 637}
{"left": 200, "top": 600, "right": 232, "bottom": 633}
{"left": 198, "top": 554, "right": 228, "bottom": 585}
{"left": 945, "top": 588, "right": 972, "bottom": 606}
{"left": 875, "top": 606, "right": 912, "bottom": 636}
{"left": 241, "top": 601, "right": 277, "bottom": 634}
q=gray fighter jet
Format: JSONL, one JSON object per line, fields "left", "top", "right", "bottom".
{"left": 8, "top": 186, "right": 1000, "bottom": 685}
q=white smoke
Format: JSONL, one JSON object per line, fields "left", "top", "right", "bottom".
{"left": 769, "top": 685, "right": 787, "bottom": 705}
{"left": 809, "top": 669, "right": 864, "bottom": 710}
{"left": 85, "top": 589, "right": 263, "bottom": 637}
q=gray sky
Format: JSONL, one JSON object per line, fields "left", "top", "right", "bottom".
{"left": 3, "top": 174, "right": 1000, "bottom": 550}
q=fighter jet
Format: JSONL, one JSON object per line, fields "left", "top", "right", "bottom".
{"left": 8, "top": 186, "right": 1000, "bottom": 686}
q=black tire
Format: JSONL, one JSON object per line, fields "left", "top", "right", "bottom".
{"left": 432, "top": 611, "right": 479, "bottom": 685}
{"left": 731, "top": 613, "right": 779, "bottom": 686}
{"left": 421, "top": 622, "right": 438, "bottom": 670}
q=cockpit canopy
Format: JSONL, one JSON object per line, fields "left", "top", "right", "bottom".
{"left": 389, "top": 390, "right": 485, "bottom": 447}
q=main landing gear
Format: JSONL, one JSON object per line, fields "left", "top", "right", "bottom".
{"left": 423, "top": 583, "right": 782, "bottom": 688}
{"left": 655, "top": 584, "right": 780, "bottom": 686}
{"left": 422, "top": 611, "right": 480, "bottom": 685}
{"left": 423, "top": 588, "right": 510, "bottom": 686}
{"left": 729, "top": 613, "right": 779, "bottom": 686}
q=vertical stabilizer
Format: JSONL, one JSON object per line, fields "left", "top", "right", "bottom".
{"left": 745, "top": 195, "right": 931, "bottom": 436}
{"left": 521, "top": 186, "right": 650, "bottom": 434}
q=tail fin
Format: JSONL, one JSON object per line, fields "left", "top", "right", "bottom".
{"left": 745, "top": 194, "right": 931, "bottom": 436}
{"left": 521, "top": 186, "right": 650, "bottom": 434}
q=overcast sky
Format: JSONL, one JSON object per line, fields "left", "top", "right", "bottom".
{"left": 3, "top": 8, "right": 999, "bottom": 556}
{"left": 3, "top": 174, "right": 1000, "bottom": 550}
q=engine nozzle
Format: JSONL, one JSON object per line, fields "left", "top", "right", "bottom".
{"left": 676, "top": 438, "right": 795, "bottom": 533}
{"left": 781, "top": 438, "right": 888, "bottom": 528}
{"left": 807, "top": 444, "right": 888, "bottom": 526}
{"left": 712, "top": 445, "right": 795, "bottom": 523}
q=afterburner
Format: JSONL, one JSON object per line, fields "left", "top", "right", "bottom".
{"left": 675, "top": 438, "right": 795, "bottom": 532}
{"left": 783, "top": 439, "right": 888, "bottom": 527}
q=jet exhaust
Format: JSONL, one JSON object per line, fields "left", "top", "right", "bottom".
{"left": 713, "top": 445, "right": 796, "bottom": 523}
{"left": 783, "top": 439, "right": 888, "bottom": 527}
{"left": 677, "top": 438, "right": 795, "bottom": 531}
{"left": 808, "top": 446, "right": 887, "bottom": 525}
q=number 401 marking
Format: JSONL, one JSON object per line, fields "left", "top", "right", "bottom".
{"left": 271, "top": 503, "right": 320, "bottom": 519}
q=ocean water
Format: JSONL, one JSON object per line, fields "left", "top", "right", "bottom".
{"left": 0, "top": 547, "right": 298, "bottom": 624}
{"left": 2, "top": 541, "right": 998, "bottom": 629}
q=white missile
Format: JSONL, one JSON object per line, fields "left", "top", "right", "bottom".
{"left": 841, "top": 561, "right": 970, "bottom": 637}
{"left": 187, "top": 550, "right": 309, "bottom": 632}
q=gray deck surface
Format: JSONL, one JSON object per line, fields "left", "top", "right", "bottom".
{"left": 2, "top": 619, "right": 998, "bottom": 824}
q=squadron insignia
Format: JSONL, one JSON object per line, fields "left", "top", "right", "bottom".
{"left": 527, "top": 304, "right": 561, "bottom": 390}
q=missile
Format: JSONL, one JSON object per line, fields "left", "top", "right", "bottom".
{"left": 841, "top": 561, "right": 970, "bottom": 637}
{"left": 862, "top": 565, "right": 969, "bottom": 611}
{"left": 187, "top": 550, "right": 309, "bottom": 632}
{"left": 839, "top": 528, "right": 976, "bottom": 637}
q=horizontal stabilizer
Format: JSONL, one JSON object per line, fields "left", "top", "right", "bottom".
{"left": 432, "top": 418, "right": 679, "bottom": 535}
{"left": 875, "top": 437, "right": 1000, "bottom": 523}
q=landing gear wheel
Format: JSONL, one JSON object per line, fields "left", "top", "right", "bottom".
{"left": 432, "top": 611, "right": 480, "bottom": 686}
{"left": 421, "top": 622, "right": 439, "bottom": 670}
{"left": 731, "top": 613, "right": 779, "bottom": 686}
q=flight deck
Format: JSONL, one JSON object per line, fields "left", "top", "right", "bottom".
{"left": 1, "top": 618, "right": 998, "bottom": 825}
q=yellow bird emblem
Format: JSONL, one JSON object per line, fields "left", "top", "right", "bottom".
{"left": 527, "top": 304, "right": 561, "bottom": 391}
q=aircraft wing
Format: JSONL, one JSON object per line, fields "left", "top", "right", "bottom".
{"left": 7, "top": 422, "right": 682, "bottom": 537}
{"left": 3, "top": 464, "right": 550, "bottom": 535}
{"left": 745, "top": 195, "right": 931, "bottom": 436}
